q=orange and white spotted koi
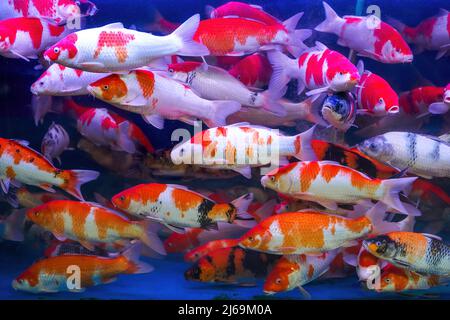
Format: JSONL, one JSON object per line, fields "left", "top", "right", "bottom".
{"left": 12, "top": 243, "right": 152, "bottom": 293}
{"left": 263, "top": 250, "right": 339, "bottom": 297}
{"left": 26, "top": 200, "right": 166, "bottom": 255}
{"left": 261, "top": 161, "right": 419, "bottom": 216}
{"left": 363, "top": 232, "right": 450, "bottom": 276}
{"left": 375, "top": 265, "right": 446, "bottom": 292}
{"left": 112, "top": 183, "right": 254, "bottom": 232}
{"left": 0, "top": 138, "right": 98, "bottom": 200}
{"left": 87, "top": 70, "right": 241, "bottom": 130}
{"left": 31, "top": 64, "right": 108, "bottom": 96}
{"left": 239, "top": 202, "right": 405, "bottom": 255}
{"left": 170, "top": 124, "right": 316, "bottom": 179}
{"left": 43, "top": 15, "right": 209, "bottom": 73}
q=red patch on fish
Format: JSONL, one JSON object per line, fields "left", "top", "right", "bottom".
{"left": 94, "top": 31, "right": 135, "bottom": 63}
{"left": 169, "top": 62, "right": 202, "bottom": 73}
{"left": 48, "top": 23, "right": 65, "bottom": 37}
{"left": 0, "top": 18, "right": 44, "bottom": 49}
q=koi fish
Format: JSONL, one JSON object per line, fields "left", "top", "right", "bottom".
{"left": 206, "top": 2, "right": 280, "bottom": 26}
{"left": 321, "top": 92, "right": 357, "bottom": 131}
{"left": 388, "top": 9, "right": 450, "bottom": 60}
{"left": 0, "top": 17, "right": 70, "bottom": 61}
{"left": 228, "top": 53, "right": 272, "bottom": 89}
{"left": 375, "top": 265, "right": 446, "bottom": 292}
{"left": 44, "top": 239, "right": 111, "bottom": 258}
{"left": 12, "top": 243, "right": 152, "bottom": 293}
{"left": 263, "top": 250, "right": 339, "bottom": 298}
{"left": 355, "top": 61, "right": 400, "bottom": 116}
{"left": 267, "top": 42, "right": 360, "bottom": 99}
{"left": 167, "top": 61, "right": 285, "bottom": 116}
{"left": 193, "top": 14, "right": 311, "bottom": 57}
{"left": 363, "top": 232, "right": 450, "bottom": 276}
{"left": 184, "top": 246, "right": 279, "bottom": 284}
{"left": 43, "top": 15, "right": 209, "bottom": 73}
{"left": 77, "top": 108, "right": 136, "bottom": 154}
{"left": 358, "top": 132, "right": 450, "bottom": 179}
{"left": 184, "top": 239, "right": 240, "bottom": 262}
{"left": 31, "top": 64, "right": 108, "bottom": 96}
{"left": 315, "top": 2, "right": 413, "bottom": 64}
{"left": 41, "top": 122, "right": 71, "bottom": 164}
{"left": 26, "top": 200, "right": 166, "bottom": 254}
{"left": 170, "top": 124, "right": 316, "bottom": 179}
{"left": 399, "top": 86, "right": 447, "bottom": 116}
{"left": 0, "top": 138, "right": 98, "bottom": 200}
{"left": 0, "top": 0, "right": 97, "bottom": 25}
{"left": 239, "top": 202, "right": 404, "bottom": 255}
{"left": 261, "top": 161, "right": 419, "bottom": 216}
{"left": 112, "top": 183, "right": 254, "bottom": 232}
{"left": 87, "top": 70, "right": 240, "bottom": 130}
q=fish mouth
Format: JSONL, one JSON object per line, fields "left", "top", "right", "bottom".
{"left": 403, "top": 55, "right": 414, "bottom": 63}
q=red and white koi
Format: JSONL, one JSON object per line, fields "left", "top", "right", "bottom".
{"left": 31, "top": 64, "right": 108, "bottom": 96}
{"left": 315, "top": 2, "right": 413, "bottom": 64}
{"left": 267, "top": 42, "right": 360, "bottom": 98}
{"left": 43, "top": 15, "right": 209, "bottom": 73}
{"left": 193, "top": 14, "right": 311, "bottom": 57}
{"left": 355, "top": 61, "right": 400, "bottom": 116}
{"left": 87, "top": 70, "right": 241, "bottom": 129}
{"left": 170, "top": 124, "right": 316, "bottom": 179}
{"left": 263, "top": 250, "right": 339, "bottom": 297}
{"left": 0, "top": 138, "right": 98, "bottom": 200}
{"left": 0, "top": 17, "right": 70, "bottom": 61}
{"left": 399, "top": 86, "right": 446, "bottom": 116}
{"left": 261, "top": 161, "right": 419, "bottom": 216}
{"left": 389, "top": 9, "right": 450, "bottom": 60}
{"left": 0, "top": 0, "right": 97, "bottom": 24}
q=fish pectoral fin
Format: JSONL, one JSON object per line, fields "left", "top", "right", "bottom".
{"left": 101, "top": 277, "right": 118, "bottom": 285}
{"left": 10, "top": 49, "right": 31, "bottom": 62}
{"left": 79, "top": 240, "right": 97, "bottom": 252}
{"left": 304, "top": 251, "right": 324, "bottom": 256}
{"left": 421, "top": 233, "right": 443, "bottom": 241}
{"left": 123, "top": 96, "right": 149, "bottom": 107}
{"left": 204, "top": 222, "right": 219, "bottom": 231}
{"left": 60, "top": 86, "right": 84, "bottom": 93}
{"left": 305, "top": 86, "right": 330, "bottom": 97}
{"left": 343, "top": 240, "right": 360, "bottom": 248}
{"left": 316, "top": 200, "right": 338, "bottom": 211}
{"left": 39, "top": 184, "right": 56, "bottom": 193}
{"left": 393, "top": 258, "right": 412, "bottom": 269}
{"left": 298, "top": 286, "right": 312, "bottom": 300}
{"left": 142, "top": 114, "right": 165, "bottom": 130}
{"left": 238, "top": 282, "right": 257, "bottom": 287}
{"left": 68, "top": 287, "right": 86, "bottom": 293}
{"left": 163, "top": 223, "right": 186, "bottom": 234}
{"left": 178, "top": 116, "right": 199, "bottom": 126}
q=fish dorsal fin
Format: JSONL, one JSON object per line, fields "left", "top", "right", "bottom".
{"left": 314, "top": 41, "right": 328, "bottom": 51}
{"left": 225, "top": 122, "right": 251, "bottom": 127}
{"left": 102, "top": 22, "right": 124, "bottom": 29}
{"left": 356, "top": 60, "right": 365, "bottom": 76}
{"left": 421, "top": 233, "right": 443, "bottom": 241}
{"left": 86, "top": 202, "right": 131, "bottom": 220}
{"left": 166, "top": 184, "right": 216, "bottom": 202}
{"left": 13, "top": 139, "right": 30, "bottom": 146}
{"left": 438, "top": 8, "right": 449, "bottom": 16}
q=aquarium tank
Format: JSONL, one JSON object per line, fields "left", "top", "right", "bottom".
{"left": 0, "top": 0, "right": 449, "bottom": 302}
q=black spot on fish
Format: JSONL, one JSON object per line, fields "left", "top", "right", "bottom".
{"left": 407, "top": 133, "right": 417, "bottom": 167}
{"left": 225, "top": 247, "right": 236, "bottom": 277}
{"left": 198, "top": 199, "right": 215, "bottom": 229}
{"left": 431, "top": 141, "right": 440, "bottom": 161}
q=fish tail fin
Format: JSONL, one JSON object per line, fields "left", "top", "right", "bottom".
{"left": 60, "top": 170, "right": 100, "bottom": 200}
{"left": 292, "top": 125, "right": 317, "bottom": 161}
{"left": 204, "top": 100, "right": 241, "bottom": 127}
{"left": 170, "top": 14, "right": 210, "bottom": 57}
{"left": 267, "top": 50, "right": 296, "bottom": 100}
{"left": 380, "top": 177, "right": 421, "bottom": 216}
{"left": 205, "top": 5, "right": 215, "bottom": 18}
{"left": 122, "top": 243, "right": 154, "bottom": 274}
{"left": 315, "top": 1, "right": 344, "bottom": 33}
{"left": 139, "top": 220, "right": 167, "bottom": 256}
{"left": 232, "top": 193, "right": 256, "bottom": 228}
{"left": 365, "top": 202, "right": 417, "bottom": 234}
{"left": 259, "top": 90, "right": 287, "bottom": 117}
{"left": 2, "top": 209, "right": 26, "bottom": 242}
{"left": 117, "top": 121, "right": 137, "bottom": 154}
{"left": 282, "top": 12, "right": 312, "bottom": 58}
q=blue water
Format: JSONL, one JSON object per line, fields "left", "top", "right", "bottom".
{"left": 0, "top": 0, "right": 449, "bottom": 300}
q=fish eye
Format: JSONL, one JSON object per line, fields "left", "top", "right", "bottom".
{"left": 275, "top": 278, "right": 282, "bottom": 284}
{"left": 339, "top": 72, "right": 344, "bottom": 75}
{"left": 39, "top": 81, "right": 45, "bottom": 86}
{"left": 378, "top": 98, "right": 384, "bottom": 103}
{"left": 53, "top": 47, "right": 60, "bottom": 54}
{"left": 248, "top": 236, "right": 254, "bottom": 241}
{"left": 103, "top": 85, "right": 109, "bottom": 91}
{"left": 385, "top": 278, "right": 391, "bottom": 283}
{"left": 369, "top": 143, "right": 378, "bottom": 151}
{"left": 34, "top": 211, "right": 40, "bottom": 217}
{"left": 270, "top": 176, "right": 276, "bottom": 182}
{"left": 376, "top": 241, "right": 382, "bottom": 246}
{"left": 237, "top": 75, "right": 241, "bottom": 80}
{"left": 169, "top": 68, "right": 174, "bottom": 73}
{"left": 167, "top": 242, "right": 173, "bottom": 247}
